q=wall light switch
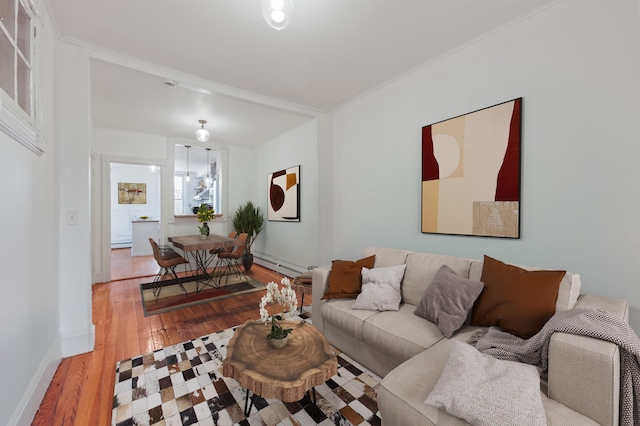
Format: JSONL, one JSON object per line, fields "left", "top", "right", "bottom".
{"left": 66, "top": 210, "right": 79, "bottom": 225}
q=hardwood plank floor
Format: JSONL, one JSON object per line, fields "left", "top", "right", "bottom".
{"left": 110, "top": 248, "right": 159, "bottom": 281}
{"left": 32, "top": 252, "right": 300, "bottom": 425}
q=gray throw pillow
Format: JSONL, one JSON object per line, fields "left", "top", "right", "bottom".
{"left": 414, "top": 264, "right": 484, "bottom": 337}
{"left": 425, "top": 340, "right": 546, "bottom": 426}
{"left": 351, "top": 264, "right": 407, "bottom": 311}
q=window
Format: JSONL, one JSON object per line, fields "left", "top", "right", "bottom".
{"left": 0, "top": 0, "right": 40, "bottom": 154}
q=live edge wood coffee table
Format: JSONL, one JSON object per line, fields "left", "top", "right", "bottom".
{"left": 222, "top": 320, "right": 338, "bottom": 416}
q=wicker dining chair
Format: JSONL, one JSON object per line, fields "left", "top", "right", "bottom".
{"left": 209, "top": 231, "right": 238, "bottom": 256}
{"left": 149, "top": 238, "right": 190, "bottom": 301}
{"left": 216, "top": 233, "right": 249, "bottom": 284}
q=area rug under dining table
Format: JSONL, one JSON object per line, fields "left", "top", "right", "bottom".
{"left": 111, "top": 311, "right": 382, "bottom": 426}
{"left": 140, "top": 274, "right": 265, "bottom": 316}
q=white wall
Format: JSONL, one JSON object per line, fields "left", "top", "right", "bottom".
{"left": 223, "top": 143, "right": 259, "bottom": 239}
{"left": 227, "top": 144, "right": 258, "bottom": 212}
{"left": 255, "top": 119, "right": 319, "bottom": 274}
{"left": 0, "top": 5, "right": 62, "bottom": 425}
{"left": 57, "top": 43, "right": 95, "bottom": 356}
{"left": 329, "top": 1, "right": 640, "bottom": 330}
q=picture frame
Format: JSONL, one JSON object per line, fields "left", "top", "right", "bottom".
{"left": 268, "top": 165, "right": 300, "bottom": 222}
{"left": 421, "top": 98, "right": 522, "bottom": 238}
{"left": 118, "top": 182, "right": 147, "bottom": 204}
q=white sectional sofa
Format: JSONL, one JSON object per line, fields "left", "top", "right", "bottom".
{"left": 311, "top": 247, "right": 629, "bottom": 426}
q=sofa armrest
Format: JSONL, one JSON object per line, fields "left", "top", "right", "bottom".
{"left": 548, "top": 332, "right": 620, "bottom": 426}
{"left": 574, "top": 293, "right": 629, "bottom": 323}
{"left": 547, "top": 293, "right": 628, "bottom": 426}
{"left": 311, "top": 265, "right": 331, "bottom": 332}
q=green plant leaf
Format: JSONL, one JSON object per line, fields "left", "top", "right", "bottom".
{"left": 231, "top": 201, "right": 264, "bottom": 254}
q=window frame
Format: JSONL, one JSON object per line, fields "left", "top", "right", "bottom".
{"left": 0, "top": 0, "right": 42, "bottom": 155}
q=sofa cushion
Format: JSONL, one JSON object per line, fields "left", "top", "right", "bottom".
{"left": 425, "top": 340, "right": 546, "bottom": 426}
{"left": 361, "top": 247, "right": 413, "bottom": 268}
{"left": 352, "top": 264, "right": 407, "bottom": 311}
{"left": 321, "top": 255, "right": 376, "bottom": 300}
{"left": 402, "top": 253, "right": 474, "bottom": 306}
{"left": 469, "top": 259, "right": 581, "bottom": 312}
{"left": 471, "top": 255, "right": 566, "bottom": 339}
{"left": 414, "top": 265, "right": 484, "bottom": 338}
{"left": 378, "top": 332, "right": 600, "bottom": 426}
{"left": 362, "top": 304, "right": 444, "bottom": 362}
{"left": 320, "top": 299, "right": 378, "bottom": 341}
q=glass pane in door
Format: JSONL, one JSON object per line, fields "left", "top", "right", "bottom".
{"left": 16, "top": 1, "right": 30, "bottom": 57}
{"left": 0, "top": 0, "right": 16, "bottom": 39}
{"left": 0, "top": 30, "right": 14, "bottom": 98}
{"left": 17, "top": 54, "right": 30, "bottom": 114}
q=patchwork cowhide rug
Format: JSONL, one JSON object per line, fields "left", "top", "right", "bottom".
{"left": 112, "top": 310, "right": 382, "bottom": 426}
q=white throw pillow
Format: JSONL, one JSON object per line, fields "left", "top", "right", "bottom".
{"left": 351, "top": 264, "right": 407, "bottom": 311}
{"left": 425, "top": 340, "right": 547, "bottom": 426}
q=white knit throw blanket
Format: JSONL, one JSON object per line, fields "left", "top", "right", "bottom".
{"left": 471, "top": 308, "right": 640, "bottom": 426}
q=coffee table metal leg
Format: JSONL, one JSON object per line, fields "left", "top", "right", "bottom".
{"left": 306, "top": 387, "right": 318, "bottom": 417}
{"left": 244, "top": 389, "right": 254, "bottom": 417}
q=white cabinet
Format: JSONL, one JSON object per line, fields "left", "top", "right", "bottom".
{"left": 131, "top": 220, "right": 160, "bottom": 256}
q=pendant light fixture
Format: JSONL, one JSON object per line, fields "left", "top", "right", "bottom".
{"left": 196, "top": 119, "right": 210, "bottom": 142}
{"left": 262, "top": 0, "right": 293, "bottom": 30}
{"left": 205, "top": 148, "right": 211, "bottom": 184}
{"left": 185, "top": 145, "right": 191, "bottom": 182}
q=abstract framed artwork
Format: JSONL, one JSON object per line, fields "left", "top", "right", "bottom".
{"left": 268, "top": 165, "right": 300, "bottom": 222}
{"left": 421, "top": 98, "right": 522, "bottom": 238}
{"left": 118, "top": 182, "right": 147, "bottom": 204}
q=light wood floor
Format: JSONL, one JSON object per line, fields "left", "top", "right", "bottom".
{"left": 32, "top": 251, "right": 297, "bottom": 426}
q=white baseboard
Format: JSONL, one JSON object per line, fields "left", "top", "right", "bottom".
{"left": 61, "top": 324, "right": 96, "bottom": 357}
{"left": 92, "top": 270, "right": 106, "bottom": 284}
{"left": 7, "top": 337, "right": 62, "bottom": 426}
{"left": 111, "top": 242, "right": 132, "bottom": 249}
{"left": 254, "top": 256, "right": 306, "bottom": 277}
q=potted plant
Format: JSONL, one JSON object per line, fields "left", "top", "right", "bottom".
{"left": 196, "top": 203, "right": 216, "bottom": 239}
{"left": 231, "top": 201, "right": 264, "bottom": 270}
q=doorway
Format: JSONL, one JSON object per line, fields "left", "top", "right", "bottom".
{"left": 110, "top": 162, "right": 161, "bottom": 281}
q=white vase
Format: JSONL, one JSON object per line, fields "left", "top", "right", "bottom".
{"left": 269, "top": 336, "right": 288, "bottom": 349}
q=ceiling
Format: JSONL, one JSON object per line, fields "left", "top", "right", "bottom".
{"left": 48, "top": 0, "right": 557, "bottom": 146}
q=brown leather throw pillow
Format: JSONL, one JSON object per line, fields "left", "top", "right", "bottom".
{"left": 470, "top": 255, "right": 566, "bottom": 339}
{"left": 321, "top": 255, "right": 376, "bottom": 300}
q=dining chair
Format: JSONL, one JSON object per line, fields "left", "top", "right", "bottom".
{"left": 216, "top": 233, "right": 249, "bottom": 284}
{"left": 209, "top": 231, "right": 238, "bottom": 277}
{"left": 210, "top": 231, "right": 237, "bottom": 257}
{"left": 148, "top": 238, "right": 190, "bottom": 301}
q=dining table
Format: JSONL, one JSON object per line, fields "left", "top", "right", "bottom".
{"left": 168, "top": 234, "right": 243, "bottom": 291}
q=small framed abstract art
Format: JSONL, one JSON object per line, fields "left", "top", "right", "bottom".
{"left": 118, "top": 182, "right": 147, "bottom": 204}
{"left": 421, "top": 98, "right": 522, "bottom": 238}
{"left": 268, "top": 165, "right": 300, "bottom": 222}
